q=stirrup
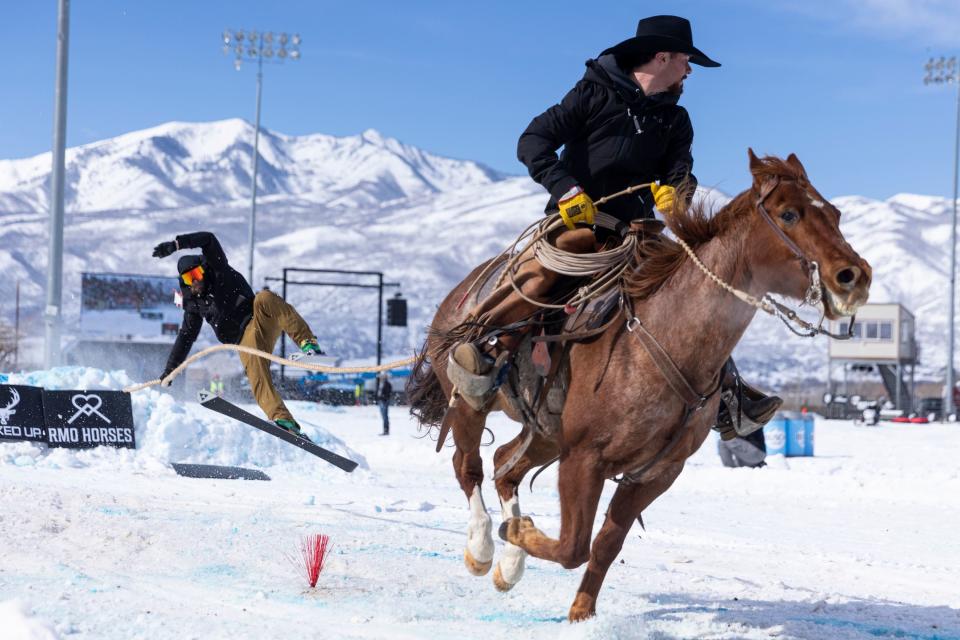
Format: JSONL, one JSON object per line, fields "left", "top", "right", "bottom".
{"left": 447, "top": 349, "right": 509, "bottom": 412}
{"left": 716, "top": 363, "right": 782, "bottom": 438}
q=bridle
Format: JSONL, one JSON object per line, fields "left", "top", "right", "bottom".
{"left": 754, "top": 176, "right": 856, "bottom": 339}
{"left": 614, "top": 175, "right": 860, "bottom": 486}
{"left": 670, "top": 175, "right": 856, "bottom": 340}
{"left": 754, "top": 176, "right": 823, "bottom": 306}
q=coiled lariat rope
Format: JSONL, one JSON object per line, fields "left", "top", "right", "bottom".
{"left": 505, "top": 211, "right": 635, "bottom": 310}
{"left": 459, "top": 182, "right": 653, "bottom": 312}
{"left": 122, "top": 344, "right": 416, "bottom": 394}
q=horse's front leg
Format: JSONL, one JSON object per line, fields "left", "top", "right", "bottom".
{"left": 446, "top": 401, "right": 495, "bottom": 576}
{"left": 499, "top": 449, "right": 604, "bottom": 570}
{"left": 568, "top": 463, "right": 684, "bottom": 622}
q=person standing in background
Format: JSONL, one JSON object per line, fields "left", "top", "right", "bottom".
{"left": 377, "top": 373, "right": 393, "bottom": 436}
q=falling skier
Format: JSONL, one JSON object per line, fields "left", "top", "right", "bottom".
{"left": 153, "top": 231, "right": 325, "bottom": 440}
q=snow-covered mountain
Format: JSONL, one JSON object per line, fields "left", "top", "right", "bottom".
{"left": 0, "top": 119, "right": 503, "bottom": 213}
{"left": 0, "top": 119, "right": 955, "bottom": 388}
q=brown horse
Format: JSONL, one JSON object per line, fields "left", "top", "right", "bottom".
{"left": 407, "top": 151, "right": 871, "bottom": 621}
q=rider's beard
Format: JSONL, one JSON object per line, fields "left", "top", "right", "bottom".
{"left": 190, "top": 280, "right": 208, "bottom": 297}
{"left": 667, "top": 79, "right": 685, "bottom": 96}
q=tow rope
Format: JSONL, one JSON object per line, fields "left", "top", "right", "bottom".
{"left": 123, "top": 344, "right": 415, "bottom": 393}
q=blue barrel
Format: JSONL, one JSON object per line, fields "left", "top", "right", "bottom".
{"left": 763, "top": 415, "right": 787, "bottom": 456}
{"left": 785, "top": 413, "right": 807, "bottom": 457}
{"left": 803, "top": 414, "right": 815, "bottom": 456}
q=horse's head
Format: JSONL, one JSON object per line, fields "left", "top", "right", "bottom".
{"left": 746, "top": 149, "right": 871, "bottom": 319}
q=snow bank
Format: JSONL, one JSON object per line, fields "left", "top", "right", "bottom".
{"left": 1, "top": 367, "right": 367, "bottom": 473}
{"left": 0, "top": 600, "right": 59, "bottom": 640}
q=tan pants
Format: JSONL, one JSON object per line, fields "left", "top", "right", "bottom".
{"left": 468, "top": 227, "right": 597, "bottom": 345}
{"left": 238, "top": 290, "right": 315, "bottom": 422}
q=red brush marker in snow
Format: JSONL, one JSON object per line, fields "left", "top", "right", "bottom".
{"left": 291, "top": 533, "right": 331, "bottom": 588}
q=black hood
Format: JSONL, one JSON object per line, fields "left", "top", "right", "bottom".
{"left": 584, "top": 54, "right": 680, "bottom": 108}
{"left": 177, "top": 254, "right": 204, "bottom": 276}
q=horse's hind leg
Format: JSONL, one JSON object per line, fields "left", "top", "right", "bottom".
{"left": 500, "top": 449, "right": 605, "bottom": 570}
{"left": 491, "top": 430, "right": 559, "bottom": 592}
{"left": 446, "top": 401, "right": 495, "bottom": 576}
{"left": 568, "top": 463, "right": 684, "bottom": 622}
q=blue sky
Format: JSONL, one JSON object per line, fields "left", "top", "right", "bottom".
{"left": 1, "top": 0, "right": 959, "bottom": 200}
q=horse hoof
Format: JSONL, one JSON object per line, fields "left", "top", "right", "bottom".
{"left": 464, "top": 549, "right": 492, "bottom": 576}
{"left": 492, "top": 564, "right": 516, "bottom": 592}
{"left": 568, "top": 593, "right": 596, "bottom": 622}
{"left": 567, "top": 607, "right": 596, "bottom": 623}
{"left": 499, "top": 516, "right": 535, "bottom": 544}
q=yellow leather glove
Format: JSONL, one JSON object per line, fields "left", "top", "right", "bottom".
{"left": 557, "top": 188, "right": 596, "bottom": 230}
{"left": 650, "top": 183, "right": 677, "bottom": 215}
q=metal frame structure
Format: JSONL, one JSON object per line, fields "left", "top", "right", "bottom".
{"left": 264, "top": 268, "right": 400, "bottom": 379}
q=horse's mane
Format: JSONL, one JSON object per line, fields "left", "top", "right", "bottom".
{"left": 623, "top": 156, "right": 806, "bottom": 300}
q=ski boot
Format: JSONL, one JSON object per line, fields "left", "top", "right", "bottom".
{"left": 299, "top": 338, "right": 325, "bottom": 356}
{"left": 276, "top": 418, "right": 313, "bottom": 442}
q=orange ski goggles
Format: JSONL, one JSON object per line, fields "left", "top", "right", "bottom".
{"left": 180, "top": 265, "right": 205, "bottom": 286}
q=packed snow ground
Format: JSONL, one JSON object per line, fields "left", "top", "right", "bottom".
{"left": 1, "top": 368, "right": 959, "bottom": 640}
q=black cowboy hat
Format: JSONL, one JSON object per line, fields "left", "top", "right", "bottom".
{"left": 601, "top": 15, "right": 720, "bottom": 68}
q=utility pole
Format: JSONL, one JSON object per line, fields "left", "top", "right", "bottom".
{"left": 45, "top": 0, "right": 70, "bottom": 369}
{"left": 924, "top": 56, "right": 959, "bottom": 421}
{"left": 221, "top": 29, "right": 301, "bottom": 286}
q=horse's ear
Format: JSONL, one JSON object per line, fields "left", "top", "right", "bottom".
{"left": 748, "top": 148, "right": 763, "bottom": 173}
{"left": 747, "top": 148, "right": 770, "bottom": 191}
{"left": 785, "top": 153, "right": 808, "bottom": 178}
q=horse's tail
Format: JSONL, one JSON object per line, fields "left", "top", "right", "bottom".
{"left": 406, "top": 343, "right": 447, "bottom": 428}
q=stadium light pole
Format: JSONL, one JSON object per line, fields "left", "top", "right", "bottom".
{"left": 221, "top": 29, "right": 302, "bottom": 286}
{"left": 45, "top": 0, "right": 70, "bottom": 368}
{"left": 924, "top": 55, "right": 960, "bottom": 421}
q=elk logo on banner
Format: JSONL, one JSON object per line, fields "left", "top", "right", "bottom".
{"left": 0, "top": 388, "right": 19, "bottom": 426}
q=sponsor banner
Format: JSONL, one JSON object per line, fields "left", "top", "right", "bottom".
{"left": 0, "top": 384, "right": 47, "bottom": 442}
{"left": 41, "top": 390, "right": 136, "bottom": 449}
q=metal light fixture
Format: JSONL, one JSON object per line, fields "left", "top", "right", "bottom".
{"left": 220, "top": 28, "right": 303, "bottom": 286}
{"left": 923, "top": 55, "right": 960, "bottom": 420}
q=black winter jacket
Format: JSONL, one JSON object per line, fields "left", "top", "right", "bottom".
{"left": 163, "top": 232, "right": 255, "bottom": 376}
{"left": 517, "top": 54, "right": 697, "bottom": 222}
